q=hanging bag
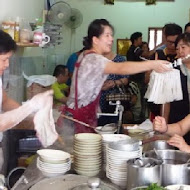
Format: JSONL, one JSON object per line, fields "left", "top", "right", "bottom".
{"left": 106, "top": 80, "right": 131, "bottom": 102}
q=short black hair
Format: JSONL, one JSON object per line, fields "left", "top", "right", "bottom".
{"left": 53, "top": 65, "right": 68, "bottom": 77}
{"left": 130, "top": 32, "right": 142, "bottom": 44}
{"left": 164, "top": 23, "right": 182, "bottom": 37}
{"left": 185, "top": 22, "right": 190, "bottom": 32}
{"left": 175, "top": 32, "right": 190, "bottom": 48}
{"left": 0, "top": 30, "right": 17, "bottom": 54}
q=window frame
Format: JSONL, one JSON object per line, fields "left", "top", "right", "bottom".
{"left": 148, "top": 27, "right": 163, "bottom": 50}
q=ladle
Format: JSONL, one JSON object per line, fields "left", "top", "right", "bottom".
{"left": 154, "top": 148, "right": 163, "bottom": 161}
{"left": 186, "top": 158, "right": 190, "bottom": 164}
{"left": 134, "top": 159, "right": 144, "bottom": 167}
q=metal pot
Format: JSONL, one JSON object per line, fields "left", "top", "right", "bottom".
{"left": 108, "top": 139, "right": 142, "bottom": 152}
{"left": 144, "top": 150, "right": 190, "bottom": 186}
{"left": 126, "top": 158, "right": 162, "bottom": 190}
{"left": 143, "top": 140, "right": 175, "bottom": 152}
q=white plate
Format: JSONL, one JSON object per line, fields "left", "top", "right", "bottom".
{"left": 166, "top": 185, "right": 190, "bottom": 190}
{"left": 40, "top": 170, "right": 67, "bottom": 177}
{"left": 74, "top": 143, "right": 101, "bottom": 148}
{"left": 37, "top": 149, "right": 70, "bottom": 161}
{"left": 38, "top": 158, "right": 71, "bottom": 168}
{"left": 74, "top": 168, "right": 100, "bottom": 177}
{"left": 74, "top": 147, "right": 102, "bottom": 152}
{"left": 37, "top": 163, "right": 70, "bottom": 173}
{"left": 102, "top": 134, "right": 131, "bottom": 142}
{"left": 74, "top": 165, "right": 101, "bottom": 171}
{"left": 74, "top": 133, "right": 102, "bottom": 142}
{"left": 74, "top": 150, "right": 101, "bottom": 156}
{"left": 95, "top": 126, "right": 117, "bottom": 134}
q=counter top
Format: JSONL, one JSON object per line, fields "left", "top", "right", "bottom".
{"left": 11, "top": 129, "right": 170, "bottom": 190}
{"left": 12, "top": 157, "right": 120, "bottom": 190}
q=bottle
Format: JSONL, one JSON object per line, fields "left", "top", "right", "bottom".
{"left": 19, "top": 19, "right": 32, "bottom": 44}
{"left": 14, "top": 17, "right": 20, "bottom": 42}
{"left": 2, "top": 21, "right": 10, "bottom": 34}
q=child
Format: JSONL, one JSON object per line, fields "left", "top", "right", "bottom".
{"left": 51, "top": 65, "right": 69, "bottom": 107}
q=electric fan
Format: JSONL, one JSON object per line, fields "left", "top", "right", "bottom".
{"left": 65, "top": 8, "right": 83, "bottom": 29}
{"left": 47, "top": 1, "right": 71, "bottom": 25}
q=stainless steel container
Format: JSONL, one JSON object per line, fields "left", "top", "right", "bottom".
{"left": 126, "top": 158, "right": 162, "bottom": 190}
{"left": 144, "top": 150, "right": 190, "bottom": 186}
{"left": 109, "top": 139, "right": 141, "bottom": 152}
{"left": 143, "top": 140, "right": 175, "bottom": 152}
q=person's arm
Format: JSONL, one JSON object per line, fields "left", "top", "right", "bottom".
{"left": 153, "top": 115, "right": 190, "bottom": 137}
{"left": 101, "top": 78, "right": 128, "bottom": 91}
{"left": 2, "top": 90, "right": 20, "bottom": 111}
{"left": 0, "top": 90, "right": 53, "bottom": 131}
{"left": 104, "top": 60, "right": 171, "bottom": 75}
{"left": 52, "top": 84, "right": 67, "bottom": 104}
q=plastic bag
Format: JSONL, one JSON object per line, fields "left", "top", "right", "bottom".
{"left": 23, "top": 72, "right": 56, "bottom": 87}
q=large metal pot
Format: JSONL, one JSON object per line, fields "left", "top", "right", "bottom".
{"left": 126, "top": 158, "right": 162, "bottom": 190}
{"left": 143, "top": 140, "right": 175, "bottom": 152}
{"left": 144, "top": 150, "right": 190, "bottom": 186}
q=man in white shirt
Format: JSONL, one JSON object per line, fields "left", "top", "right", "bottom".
{"left": 0, "top": 30, "right": 53, "bottom": 172}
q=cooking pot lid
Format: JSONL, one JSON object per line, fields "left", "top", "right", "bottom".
{"left": 71, "top": 177, "right": 119, "bottom": 190}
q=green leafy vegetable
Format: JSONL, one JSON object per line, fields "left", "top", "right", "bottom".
{"left": 137, "top": 183, "right": 165, "bottom": 190}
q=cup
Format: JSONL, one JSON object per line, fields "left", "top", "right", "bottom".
{"left": 33, "top": 31, "right": 50, "bottom": 46}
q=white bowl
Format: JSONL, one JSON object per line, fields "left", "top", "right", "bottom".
{"left": 37, "top": 149, "right": 70, "bottom": 161}
{"left": 74, "top": 168, "right": 100, "bottom": 177}
{"left": 166, "top": 185, "right": 190, "bottom": 190}
{"left": 74, "top": 133, "right": 102, "bottom": 142}
{"left": 95, "top": 126, "right": 117, "bottom": 134}
{"left": 102, "top": 134, "right": 131, "bottom": 142}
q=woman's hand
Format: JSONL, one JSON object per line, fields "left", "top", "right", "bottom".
{"left": 101, "top": 80, "right": 115, "bottom": 91}
{"left": 150, "top": 60, "right": 172, "bottom": 73}
{"left": 167, "top": 134, "right": 190, "bottom": 153}
{"left": 153, "top": 116, "right": 168, "bottom": 133}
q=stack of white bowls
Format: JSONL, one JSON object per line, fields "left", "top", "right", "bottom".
{"left": 37, "top": 149, "right": 71, "bottom": 177}
{"left": 106, "top": 139, "right": 142, "bottom": 189}
{"left": 73, "top": 133, "right": 102, "bottom": 177}
{"left": 101, "top": 134, "right": 131, "bottom": 170}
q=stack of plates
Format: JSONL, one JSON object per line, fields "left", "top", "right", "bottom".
{"left": 73, "top": 133, "right": 102, "bottom": 177}
{"left": 37, "top": 149, "right": 71, "bottom": 177}
{"left": 101, "top": 134, "right": 131, "bottom": 170}
{"left": 106, "top": 140, "right": 142, "bottom": 189}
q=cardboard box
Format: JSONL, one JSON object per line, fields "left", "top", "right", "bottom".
{"left": 26, "top": 83, "right": 51, "bottom": 99}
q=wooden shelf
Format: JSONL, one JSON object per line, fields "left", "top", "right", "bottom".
{"left": 17, "top": 42, "right": 39, "bottom": 47}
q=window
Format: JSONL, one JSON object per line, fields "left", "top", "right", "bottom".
{"left": 148, "top": 27, "right": 163, "bottom": 50}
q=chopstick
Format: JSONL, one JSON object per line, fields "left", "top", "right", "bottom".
{"left": 60, "top": 114, "right": 95, "bottom": 129}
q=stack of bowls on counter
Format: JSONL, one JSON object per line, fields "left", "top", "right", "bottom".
{"left": 101, "top": 134, "right": 131, "bottom": 170}
{"left": 106, "top": 139, "right": 142, "bottom": 189}
{"left": 37, "top": 149, "right": 71, "bottom": 177}
{"left": 73, "top": 133, "right": 102, "bottom": 177}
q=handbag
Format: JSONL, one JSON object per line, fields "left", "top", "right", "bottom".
{"left": 106, "top": 80, "right": 131, "bottom": 102}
